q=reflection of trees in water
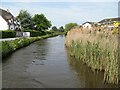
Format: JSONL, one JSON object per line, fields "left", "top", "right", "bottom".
{"left": 66, "top": 51, "right": 105, "bottom": 88}
{"left": 34, "top": 39, "right": 49, "bottom": 60}
{"left": 34, "top": 35, "right": 65, "bottom": 60}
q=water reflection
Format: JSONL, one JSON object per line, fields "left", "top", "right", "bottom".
{"left": 66, "top": 51, "right": 116, "bottom": 88}
{"left": 2, "top": 35, "right": 116, "bottom": 88}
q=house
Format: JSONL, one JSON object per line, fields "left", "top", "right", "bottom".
{"left": 0, "top": 8, "right": 21, "bottom": 31}
{"left": 99, "top": 18, "right": 120, "bottom": 24}
{"left": 98, "top": 17, "right": 120, "bottom": 31}
{"left": 82, "top": 22, "right": 94, "bottom": 29}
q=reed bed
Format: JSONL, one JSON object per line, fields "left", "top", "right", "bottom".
{"left": 65, "top": 28, "right": 119, "bottom": 85}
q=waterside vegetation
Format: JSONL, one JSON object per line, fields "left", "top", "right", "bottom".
{"left": 65, "top": 28, "right": 119, "bottom": 85}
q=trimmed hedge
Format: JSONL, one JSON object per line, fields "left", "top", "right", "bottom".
{"left": 0, "top": 30, "right": 16, "bottom": 38}
{"left": 23, "top": 30, "right": 56, "bottom": 37}
{"left": 0, "top": 30, "right": 63, "bottom": 38}
{"left": 23, "top": 30, "right": 43, "bottom": 37}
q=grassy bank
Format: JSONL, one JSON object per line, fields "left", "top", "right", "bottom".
{"left": 0, "top": 32, "right": 63, "bottom": 58}
{"left": 65, "top": 28, "right": 119, "bottom": 85}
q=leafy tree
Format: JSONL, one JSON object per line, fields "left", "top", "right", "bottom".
{"left": 52, "top": 26, "right": 58, "bottom": 31}
{"left": 65, "top": 23, "right": 78, "bottom": 31}
{"left": 59, "top": 26, "right": 64, "bottom": 32}
{"left": 17, "top": 10, "right": 33, "bottom": 30}
{"left": 32, "top": 14, "right": 51, "bottom": 31}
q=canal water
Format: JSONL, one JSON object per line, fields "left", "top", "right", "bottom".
{"left": 2, "top": 35, "right": 115, "bottom": 88}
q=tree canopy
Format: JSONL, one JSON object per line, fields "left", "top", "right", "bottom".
{"left": 65, "top": 23, "right": 78, "bottom": 31}
{"left": 17, "top": 10, "right": 51, "bottom": 31}
{"left": 32, "top": 14, "right": 51, "bottom": 31}
{"left": 59, "top": 26, "right": 64, "bottom": 32}
{"left": 52, "top": 26, "right": 58, "bottom": 31}
{"left": 17, "top": 10, "right": 33, "bottom": 30}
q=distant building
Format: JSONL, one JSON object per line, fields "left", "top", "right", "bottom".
{"left": 0, "top": 8, "right": 21, "bottom": 31}
{"left": 98, "top": 17, "right": 120, "bottom": 30}
{"left": 82, "top": 22, "right": 94, "bottom": 29}
{"left": 98, "top": 18, "right": 120, "bottom": 24}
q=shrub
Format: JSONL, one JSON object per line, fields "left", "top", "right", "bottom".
{"left": 44, "top": 30, "right": 55, "bottom": 34}
{"left": 23, "top": 30, "right": 42, "bottom": 37}
{"left": 0, "top": 30, "right": 16, "bottom": 38}
{"left": 65, "top": 23, "right": 78, "bottom": 32}
{"left": 23, "top": 30, "right": 58, "bottom": 37}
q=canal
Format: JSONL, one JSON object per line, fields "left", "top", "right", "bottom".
{"left": 2, "top": 35, "right": 114, "bottom": 88}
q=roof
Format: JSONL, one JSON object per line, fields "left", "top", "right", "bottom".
{"left": 0, "top": 8, "right": 14, "bottom": 22}
{"left": 82, "top": 21, "right": 95, "bottom": 25}
{"left": 99, "top": 17, "right": 120, "bottom": 23}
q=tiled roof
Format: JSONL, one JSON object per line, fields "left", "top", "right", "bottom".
{"left": 99, "top": 17, "right": 120, "bottom": 23}
{"left": 0, "top": 8, "right": 14, "bottom": 22}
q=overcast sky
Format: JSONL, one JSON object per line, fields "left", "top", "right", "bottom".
{"left": 0, "top": 0, "right": 119, "bottom": 27}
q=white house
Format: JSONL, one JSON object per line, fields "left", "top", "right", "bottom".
{"left": 0, "top": 8, "right": 21, "bottom": 31}
{"left": 0, "top": 15, "right": 8, "bottom": 30}
{"left": 82, "top": 22, "right": 93, "bottom": 29}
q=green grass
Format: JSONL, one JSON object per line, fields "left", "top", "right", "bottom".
{"left": 68, "top": 32, "right": 118, "bottom": 85}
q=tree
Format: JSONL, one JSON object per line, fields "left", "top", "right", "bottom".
{"left": 17, "top": 10, "right": 33, "bottom": 30}
{"left": 59, "top": 26, "right": 64, "bottom": 32}
{"left": 32, "top": 14, "right": 51, "bottom": 31}
{"left": 65, "top": 23, "right": 78, "bottom": 31}
{"left": 52, "top": 26, "right": 58, "bottom": 31}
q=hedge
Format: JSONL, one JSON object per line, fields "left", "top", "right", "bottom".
{"left": 0, "top": 30, "right": 62, "bottom": 38}
{"left": 23, "top": 30, "right": 57, "bottom": 37}
{"left": 0, "top": 30, "right": 16, "bottom": 38}
{"left": 23, "top": 30, "right": 43, "bottom": 37}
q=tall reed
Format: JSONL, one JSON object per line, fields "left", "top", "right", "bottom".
{"left": 67, "top": 30, "right": 118, "bottom": 85}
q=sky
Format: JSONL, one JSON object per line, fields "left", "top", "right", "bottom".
{"left": 0, "top": 0, "right": 119, "bottom": 27}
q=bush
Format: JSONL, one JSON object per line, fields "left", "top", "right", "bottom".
{"left": 52, "top": 26, "right": 58, "bottom": 31}
{"left": 65, "top": 23, "right": 78, "bottom": 32}
{"left": 23, "top": 30, "right": 42, "bottom": 37}
{"left": 44, "top": 30, "right": 54, "bottom": 34}
{"left": 0, "top": 30, "right": 16, "bottom": 38}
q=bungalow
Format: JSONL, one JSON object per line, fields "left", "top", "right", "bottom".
{"left": 0, "top": 8, "right": 21, "bottom": 31}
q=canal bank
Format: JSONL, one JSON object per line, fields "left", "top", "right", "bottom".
{"left": 1, "top": 32, "right": 63, "bottom": 58}
{"left": 2, "top": 35, "right": 116, "bottom": 88}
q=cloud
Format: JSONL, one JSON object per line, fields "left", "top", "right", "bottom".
{"left": 1, "top": 2, "right": 118, "bottom": 27}
{"left": 30, "top": 2, "right": 117, "bottom": 26}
